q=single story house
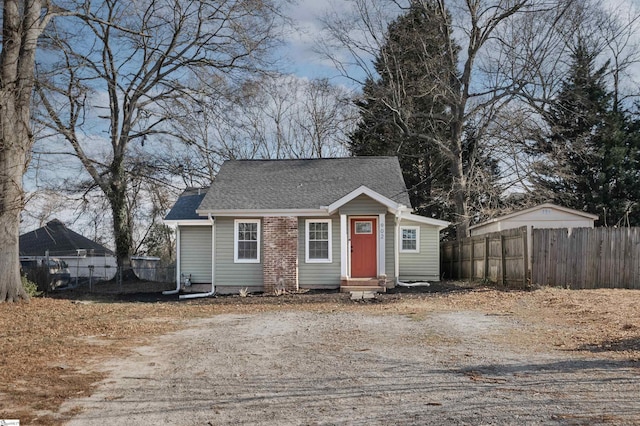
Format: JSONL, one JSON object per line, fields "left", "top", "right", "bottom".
{"left": 19, "top": 219, "right": 117, "bottom": 280}
{"left": 164, "top": 157, "right": 450, "bottom": 295}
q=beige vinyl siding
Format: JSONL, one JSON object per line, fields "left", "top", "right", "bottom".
{"left": 214, "top": 217, "right": 263, "bottom": 289}
{"left": 179, "top": 226, "right": 212, "bottom": 283}
{"left": 338, "top": 194, "right": 387, "bottom": 215}
{"left": 299, "top": 216, "right": 341, "bottom": 288}
{"left": 385, "top": 213, "right": 396, "bottom": 281}
{"left": 398, "top": 219, "right": 441, "bottom": 281}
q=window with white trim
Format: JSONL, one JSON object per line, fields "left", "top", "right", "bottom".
{"left": 234, "top": 219, "right": 260, "bottom": 263}
{"left": 306, "top": 219, "right": 332, "bottom": 263}
{"left": 400, "top": 226, "right": 420, "bottom": 253}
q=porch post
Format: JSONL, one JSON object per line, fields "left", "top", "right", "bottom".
{"left": 378, "top": 213, "right": 386, "bottom": 276}
{"left": 340, "top": 214, "right": 348, "bottom": 278}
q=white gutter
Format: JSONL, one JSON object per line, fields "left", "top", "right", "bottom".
{"left": 163, "top": 225, "right": 181, "bottom": 295}
{"left": 179, "top": 214, "right": 216, "bottom": 299}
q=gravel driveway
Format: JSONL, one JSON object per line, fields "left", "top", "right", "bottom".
{"left": 63, "top": 310, "right": 640, "bottom": 425}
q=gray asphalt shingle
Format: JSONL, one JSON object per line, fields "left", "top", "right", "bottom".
{"left": 197, "top": 157, "right": 411, "bottom": 211}
{"left": 165, "top": 187, "right": 209, "bottom": 220}
{"left": 20, "top": 219, "right": 114, "bottom": 256}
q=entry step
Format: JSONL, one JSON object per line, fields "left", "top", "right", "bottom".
{"left": 341, "top": 285, "right": 386, "bottom": 293}
{"left": 349, "top": 290, "right": 379, "bottom": 300}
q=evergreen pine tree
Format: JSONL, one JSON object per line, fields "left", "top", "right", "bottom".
{"left": 349, "top": 0, "right": 501, "bottom": 223}
{"left": 349, "top": 0, "right": 457, "bottom": 219}
{"left": 533, "top": 41, "right": 640, "bottom": 225}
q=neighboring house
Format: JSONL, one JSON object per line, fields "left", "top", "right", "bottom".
{"left": 164, "top": 157, "right": 450, "bottom": 295}
{"left": 19, "top": 219, "right": 117, "bottom": 281}
{"left": 469, "top": 203, "right": 598, "bottom": 268}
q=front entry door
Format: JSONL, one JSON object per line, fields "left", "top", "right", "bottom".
{"left": 350, "top": 218, "right": 377, "bottom": 278}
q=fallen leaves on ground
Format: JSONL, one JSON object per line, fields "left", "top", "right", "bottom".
{"left": 0, "top": 282, "right": 638, "bottom": 425}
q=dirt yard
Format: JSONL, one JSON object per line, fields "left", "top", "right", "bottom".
{"left": 1, "top": 282, "right": 639, "bottom": 425}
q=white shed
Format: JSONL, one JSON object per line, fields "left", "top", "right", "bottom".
{"left": 469, "top": 203, "right": 598, "bottom": 236}
{"left": 469, "top": 203, "right": 598, "bottom": 268}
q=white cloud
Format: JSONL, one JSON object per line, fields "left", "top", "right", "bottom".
{"left": 280, "top": 0, "right": 342, "bottom": 78}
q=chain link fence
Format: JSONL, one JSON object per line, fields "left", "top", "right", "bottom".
{"left": 21, "top": 250, "right": 176, "bottom": 294}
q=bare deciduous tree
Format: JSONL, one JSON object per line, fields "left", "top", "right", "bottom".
{"left": 160, "top": 74, "right": 355, "bottom": 186}
{"left": 0, "top": 0, "right": 68, "bottom": 301}
{"left": 34, "top": 0, "right": 285, "bottom": 270}
{"left": 321, "top": 0, "right": 579, "bottom": 237}
{"left": 239, "top": 76, "right": 355, "bottom": 159}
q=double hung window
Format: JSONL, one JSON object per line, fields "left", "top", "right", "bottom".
{"left": 234, "top": 219, "right": 260, "bottom": 263}
{"left": 400, "top": 226, "right": 419, "bottom": 253}
{"left": 306, "top": 219, "right": 332, "bottom": 262}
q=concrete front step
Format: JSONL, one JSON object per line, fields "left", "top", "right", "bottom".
{"left": 340, "top": 285, "right": 386, "bottom": 293}
{"left": 350, "top": 290, "right": 378, "bottom": 300}
{"left": 340, "top": 277, "right": 386, "bottom": 293}
{"left": 341, "top": 278, "right": 380, "bottom": 286}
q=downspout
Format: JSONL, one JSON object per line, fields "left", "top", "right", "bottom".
{"left": 163, "top": 225, "right": 181, "bottom": 295}
{"left": 179, "top": 214, "right": 216, "bottom": 299}
{"left": 394, "top": 209, "right": 401, "bottom": 284}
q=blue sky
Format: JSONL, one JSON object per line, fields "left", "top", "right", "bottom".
{"left": 21, "top": 0, "right": 640, "bottom": 236}
{"left": 281, "top": 0, "right": 640, "bottom": 82}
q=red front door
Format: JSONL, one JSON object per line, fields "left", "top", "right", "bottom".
{"left": 350, "top": 218, "right": 377, "bottom": 278}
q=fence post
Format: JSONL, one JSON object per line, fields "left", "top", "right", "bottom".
{"left": 522, "top": 227, "right": 528, "bottom": 288}
{"left": 458, "top": 240, "right": 463, "bottom": 279}
{"left": 449, "top": 242, "right": 456, "bottom": 279}
{"left": 45, "top": 249, "right": 51, "bottom": 291}
{"left": 471, "top": 238, "right": 475, "bottom": 280}
{"left": 500, "top": 235, "right": 506, "bottom": 286}
{"left": 484, "top": 235, "right": 489, "bottom": 281}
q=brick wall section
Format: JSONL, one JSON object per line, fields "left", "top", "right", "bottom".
{"left": 263, "top": 217, "right": 298, "bottom": 293}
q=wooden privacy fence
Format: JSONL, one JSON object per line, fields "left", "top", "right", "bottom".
{"left": 532, "top": 227, "right": 640, "bottom": 289}
{"left": 440, "top": 227, "right": 528, "bottom": 288}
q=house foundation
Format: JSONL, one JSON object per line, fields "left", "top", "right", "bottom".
{"left": 263, "top": 217, "right": 298, "bottom": 293}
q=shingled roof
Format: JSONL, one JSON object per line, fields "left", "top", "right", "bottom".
{"left": 165, "top": 187, "right": 209, "bottom": 221}
{"left": 19, "top": 219, "right": 114, "bottom": 256}
{"left": 196, "top": 157, "right": 411, "bottom": 212}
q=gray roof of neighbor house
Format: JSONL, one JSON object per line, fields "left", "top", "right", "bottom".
{"left": 196, "top": 157, "right": 411, "bottom": 212}
{"left": 165, "top": 187, "right": 209, "bottom": 220}
{"left": 19, "top": 219, "right": 114, "bottom": 256}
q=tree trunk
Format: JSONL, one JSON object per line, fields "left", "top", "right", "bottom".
{"left": 0, "top": 205, "right": 27, "bottom": 302}
{"left": 109, "top": 177, "right": 133, "bottom": 271}
{"left": 1, "top": 0, "right": 48, "bottom": 301}
{"left": 0, "top": 93, "right": 30, "bottom": 302}
{"left": 450, "top": 160, "right": 469, "bottom": 238}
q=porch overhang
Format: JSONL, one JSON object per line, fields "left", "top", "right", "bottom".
{"left": 324, "top": 185, "right": 410, "bottom": 215}
{"left": 398, "top": 212, "right": 450, "bottom": 230}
